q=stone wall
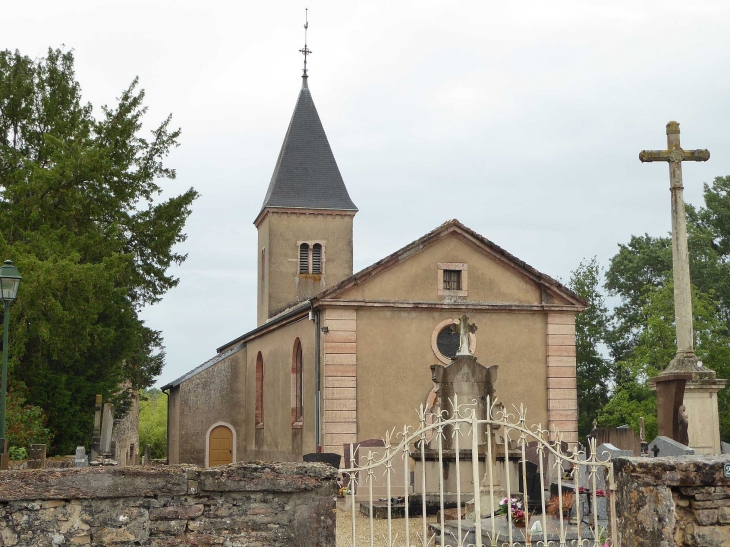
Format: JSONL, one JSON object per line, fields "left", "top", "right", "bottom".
{"left": 0, "top": 461, "right": 337, "bottom": 546}
{"left": 614, "top": 455, "right": 730, "bottom": 546}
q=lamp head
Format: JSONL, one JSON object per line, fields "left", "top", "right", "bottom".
{"left": 0, "top": 260, "right": 21, "bottom": 303}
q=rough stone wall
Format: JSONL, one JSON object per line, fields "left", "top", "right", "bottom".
{"left": 614, "top": 455, "right": 730, "bottom": 546}
{"left": 112, "top": 388, "right": 140, "bottom": 467}
{"left": 0, "top": 461, "right": 337, "bottom": 546}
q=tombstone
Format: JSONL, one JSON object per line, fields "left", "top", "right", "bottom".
{"left": 596, "top": 442, "right": 633, "bottom": 460}
{"left": 518, "top": 460, "right": 543, "bottom": 513}
{"left": 27, "top": 444, "right": 46, "bottom": 469}
{"left": 648, "top": 436, "right": 695, "bottom": 457}
{"left": 721, "top": 441, "right": 730, "bottom": 455}
{"left": 144, "top": 445, "right": 151, "bottom": 465}
{"left": 425, "top": 315, "right": 506, "bottom": 514}
{"left": 91, "top": 394, "right": 102, "bottom": 460}
{"left": 75, "top": 446, "right": 88, "bottom": 468}
{"left": 99, "top": 403, "right": 114, "bottom": 456}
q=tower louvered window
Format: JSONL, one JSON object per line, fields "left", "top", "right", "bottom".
{"left": 312, "top": 244, "right": 322, "bottom": 274}
{"left": 299, "top": 243, "right": 310, "bottom": 273}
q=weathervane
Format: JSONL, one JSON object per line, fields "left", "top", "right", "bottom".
{"left": 299, "top": 8, "right": 312, "bottom": 78}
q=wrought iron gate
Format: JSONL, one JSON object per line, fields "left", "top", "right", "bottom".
{"left": 339, "top": 396, "right": 617, "bottom": 547}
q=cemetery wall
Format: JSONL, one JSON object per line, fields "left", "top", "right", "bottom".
{"left": 0, "top": 461, "right": 337, "bottom": 547}
{"left": 614, "top": 455, "right": 730, "bottom": 547}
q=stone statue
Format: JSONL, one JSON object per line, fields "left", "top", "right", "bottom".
{"left": 677, "top": 404, "right": 690, "bottom": 446}
{"left": 451, "top": 314, "right": 477, "bottom": 356}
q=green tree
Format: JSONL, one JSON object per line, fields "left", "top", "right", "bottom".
{"left": 568, "top": 258, "right": 612, "bottom": 442}
{"left": 0, "top": 48, "right": 197, "bottom": 454}
{"left": 139, "top": 388, "right": 167, "bottom": 459}
{"left": 599, "top": 283, "right": 730, "bottom": 440}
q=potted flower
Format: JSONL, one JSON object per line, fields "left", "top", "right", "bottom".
{"left": 496, "top": 497, "right": 526, "bottom": 526}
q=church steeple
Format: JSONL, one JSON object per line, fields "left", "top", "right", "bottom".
{"left": 257, "top": 81, "right": 357, "bottom": 215}
{"left": 254, "top": 14, "right": 357, "bottom": 325}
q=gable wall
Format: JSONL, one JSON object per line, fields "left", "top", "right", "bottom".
{"left": 337, "top": 235, "right": 543, "bottom": 304}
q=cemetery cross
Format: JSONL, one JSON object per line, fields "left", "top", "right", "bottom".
{"left": 639, "top": 122, "right": 709, "bottom": 360}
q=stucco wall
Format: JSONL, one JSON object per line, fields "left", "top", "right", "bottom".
{"left": 353, "top": 308, "right": 548, "bottom": 442}
{"left": 175, "top": 348, "right": 246, "bottom": 466}
{"left": 0, "top": 462, "right": 337, "bottom": 547}
{"left": 258, "top": 211, "right": 354, "bottom": 325}
{"left": 338, "top": 235, "right": 545, "bottom": 304}
{"left": 242, "top": 315, "right": 318, "bottom": 462}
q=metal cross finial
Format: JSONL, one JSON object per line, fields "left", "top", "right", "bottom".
{"left": 299, "top": 8, "right": 312, "bottom": 79}
{"left": 639, "top": 122, "right": 710, "bottom": 360}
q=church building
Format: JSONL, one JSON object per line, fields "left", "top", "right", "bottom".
{"left": 162, "top": 70, "right": 585, "bottom": 467}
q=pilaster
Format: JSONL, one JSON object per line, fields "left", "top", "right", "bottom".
{"left": 546, "top": 314, "right": 578, "bottom": 444}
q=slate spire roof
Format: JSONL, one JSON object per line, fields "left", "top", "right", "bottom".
{"left": 259, "top": 77, "right": 357, "bottom": 213}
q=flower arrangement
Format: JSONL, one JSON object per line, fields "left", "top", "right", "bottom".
{"left": 496, "top": 497, "right": 526, "bottom": 524}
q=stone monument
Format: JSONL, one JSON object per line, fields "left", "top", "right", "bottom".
{"left": 640, "top": 122, "right": 727, "bottom": 454}
{"left": 413, "top": 315, "right": 506, "bottom": 514}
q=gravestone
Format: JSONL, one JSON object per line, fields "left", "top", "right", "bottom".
{"left": 721, "top": 441, "right": 730, "bottom": 455}
{"left": 27, "top": 444, "right": 46, "bottom": 469}
{"left": 596, "top": 442, "right": 633, "bottom": 460}
{"left": 518, "top": 460, "right": 543, "bottom": 513}
{"left": 144, "top": 445, "right": 151, "bottom": 465}
{"left": 99, "top": 403, "right": 114, "bottom": 456}
{"left": 75, "top": 446, "right": 88, "bottom": 468}
{"left": 91, "top": 394, "right": 102, "bottom": 460}
{"left": 648, "top": 435, "right": 695, "bottom": 457}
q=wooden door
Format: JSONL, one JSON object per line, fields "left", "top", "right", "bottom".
{"left": 209, "top": 425, "right": 233, "bottom": 467}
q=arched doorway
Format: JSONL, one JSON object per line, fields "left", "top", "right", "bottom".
{"left": 208, "top": 424, "right": 234, "bottom": 467}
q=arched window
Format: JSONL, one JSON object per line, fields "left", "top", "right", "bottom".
{"left": 311, "top": 244, "right": 322, "bottom": 274}
{"left": 299, "top": 243, "right": 310, "bottom": 274}
{"left": 255, "top": 352, "right": 264, "bottom": 427}
{"left": 292, "top": 338, "right": 303, "bottom": 425}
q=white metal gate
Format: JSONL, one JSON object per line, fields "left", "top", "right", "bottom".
{"left": 339, "top": 396, "right": 617, "bottom": 547}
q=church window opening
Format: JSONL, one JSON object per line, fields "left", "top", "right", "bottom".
{"left": 431, "top": 318, "right": 476, "bottom": 364}
{"left": 299, "top": 244, "right": 310, "bottom": 274}
{"left": 311, "top": 244, "right": 322, "bottom": 274}
{"left": 292, "top": 339, "right": 303, "bottom": 425}
{"left": 443, "top": 270, "right": 461, "bottom": 290}
{"left": 255, "top": 352, "right": 264, "bottom": 428}
{"left": 436, "top": 325, "right": 460, "bottom": 360}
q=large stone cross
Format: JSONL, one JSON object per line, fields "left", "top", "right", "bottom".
{"left": 451, "top": 314, "right": 477, "bottom": 356}
{"left": 640, "top": 121, "right": 709, "bottom": 359}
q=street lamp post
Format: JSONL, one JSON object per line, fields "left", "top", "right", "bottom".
{"left": 0, "top": 260, "right": 21, "bottom": 470}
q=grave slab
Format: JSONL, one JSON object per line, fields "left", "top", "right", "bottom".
{"left": 648, "top": 436, "right": 694, "bottom": 457}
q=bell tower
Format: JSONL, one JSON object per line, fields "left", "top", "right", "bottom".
{"left": 254, "top": 58, "right": 357, "bottom": 325}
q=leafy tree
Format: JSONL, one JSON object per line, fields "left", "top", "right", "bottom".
{"left": 139, "top": 388, "right": 167, "bottom": 459}
{"left": 568, "top": 258, "right": 612, "bottom": 442}
{"left": 6, "top": 386, "right": 52, "bottom": 451}
{"left": 599, "top": 283, "right": 730, "bottom": 440}
{"left": 0, "top": 48, "right": 197, "bottom": 454}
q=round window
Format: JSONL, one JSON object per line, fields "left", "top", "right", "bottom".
{"left": 431, "top": 318, "right": 476, "bottom": 365}
{"left": 436, "top": 326, "right": 460, "bottom": 360}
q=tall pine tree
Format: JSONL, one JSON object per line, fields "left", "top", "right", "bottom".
{"left": 0, "top": 48, "right": 198, "bottom": 454}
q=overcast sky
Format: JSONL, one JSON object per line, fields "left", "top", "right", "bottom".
{"left": 5, "top": 1, "right": 730, "bottom": 387}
